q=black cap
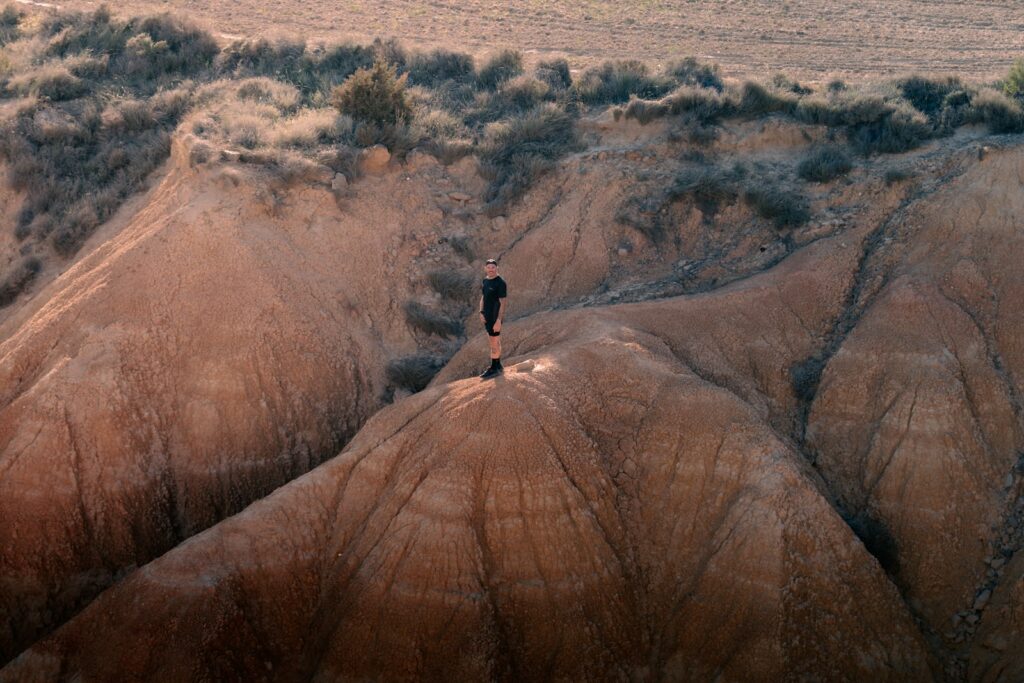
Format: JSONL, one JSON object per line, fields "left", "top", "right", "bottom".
{"left": 485, "top": 258, "right": 498, "bottom": 265}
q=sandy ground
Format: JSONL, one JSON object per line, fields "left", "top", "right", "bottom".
{"left": 23, "top": 0, "right": 1024, "bottom": 83}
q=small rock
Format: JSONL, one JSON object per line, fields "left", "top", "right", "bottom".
{"left": 966, "top": 613, "right": 979, "bottom": 624}
{"left": 625, "top": 150, "right": 642, "bottom": 161}
{"left": 951, "top": 614, "right": 962, "bottom": 628}
{"left": 973, "top": 589, "right": 991, "bottom": 611}
{"left": 221, "top": 149, "right": 242, "bottom": 162}
{"left": 492, "top": 216, "right": 507, "bottom": 231}
{"left": 597, "top": 151, "right": 608, "bottom": 161}
{"left": 1004, "top": 473, "right": 1014, "bottom": 488}
{"left": 331, "top": 173, "right": 348, "bottom": 193}
{"left": 617, "top": 248, "right": 630, "bottom": 257}
{"left": 991, "top": 557, "right": 1006, "bottom": 570}
{"left": 449, "top": 191, "right": 472, "bottom": 203}
{"left": 358, "top": 144, "right": 391, "bottom": 175}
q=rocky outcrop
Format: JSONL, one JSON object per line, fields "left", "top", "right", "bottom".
{"left": 1, "top": 228, "right": 936, "bottom": 680}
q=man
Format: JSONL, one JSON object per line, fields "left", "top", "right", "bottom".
{"left": 479, "top": 258, "right": 507, "bottom": 379}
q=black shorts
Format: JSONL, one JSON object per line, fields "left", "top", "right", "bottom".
{"left": 484, "top": 319, "right": 500, "bottom": 337}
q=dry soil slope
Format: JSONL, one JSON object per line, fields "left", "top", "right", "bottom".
{"left": 0, "top": 229, "right": 935, "bottom": 681}
{"left": 806, "top": 147, "right": 1024, "bottom": 656}
{"left": 0, "top": 135, "right": 442, "bottom": 661}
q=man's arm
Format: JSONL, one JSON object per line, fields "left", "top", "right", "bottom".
{"left": 479, "top": 295, "right": 485, "bottom": 320}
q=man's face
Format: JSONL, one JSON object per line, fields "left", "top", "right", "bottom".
{"left": 485, "top": 263, "right": 498, "bottom": 277}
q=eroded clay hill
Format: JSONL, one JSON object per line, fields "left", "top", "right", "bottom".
{"left": 1, "top": 229, "right": 937, "bottom": 681}
{"left": 2, "top": 107, "right": 1024, "bottom": 680}
{"left": 0, "top": 134, "right": 446, "bottom": 659}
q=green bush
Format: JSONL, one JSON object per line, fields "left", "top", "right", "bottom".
{"left": 573, "top": 60, "right": 675, "bottom": 105}
{"left": 386, "top": 353, "right": 445, "bottom": 393}
{"left": 0, "top": 256, "right": 42, "bottom": 308}
{"left": 477, "top": 50, "right": 523, "bottom": 90}
{"left": 1003, "top": 59, "right": 1024, "bottom": 99}
{"left": 331, "top": 60, "right": 411, "bottom": 126}
{"left": 797, "top": 145, "right": 853, "bottom": 182}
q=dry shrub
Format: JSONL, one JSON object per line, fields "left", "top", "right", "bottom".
{"left": 666, "top": 57, "right": 723, "bottom": 91}
{"left": 898, "top": 75, "right": 963, "bottom": 118}
{"left": 8, "top": 65, "right": 89, "bottom": 100}
{"left": 535, "top": 58, "right": 571, "bottom": 90}
{"left": 797, "top": 145, "right": 853, "bottom": 183}
{"left": 270, "top": 108, "right": 351, "bottom": 148}
{"left": 386, "top": 353, "right": 445, "bottom": 393}
{"left": 738, "top": 81, "right": 796, "bottom": 116}
{"left": 476, "top": 50, "right": 522, "bottom": 90}
{"left": 672, "top": 165, "right": 742, "bottom": 207}
{"left": 743, "top": 182, "right": 810, "bottom": 228}
{"left": 404, "top": 301, "right": 463, "bottom": 338}
{"left": 573, "top": 60, "right": 675, "bottom": 105}
{"left": 479, "top": 104, "right": 580, "bottom": 212}
{"left": 331, "top": 60, "right": 411, "bottom": 126}
{"left": 0, "top": 255, "right": 41, "bottom": 308}
{"left": 884, "top": 167, "right": 913, "bottom": 185}
{"left": 967, "top": 88, "right": 1024, "bottom": 134}
{"left": 623, "top": 85, "right": 729, "bottom": 124}
{"left": 1005, "top": 59, "right": 1024, "bottom": 99}
{"left": 849, "top": 103, "right": 931, "bottom": 155}
{"left": 427, "top": 270, "right": 475, "bottom": 302}
{"left": 236, "top": 77, "right": 300, "bottom": 113}
{"left": 499, "top": 75, "right": 551, "bottom": 110}
{"left": 407, "top": 49, "right": 474, "bottom": 87}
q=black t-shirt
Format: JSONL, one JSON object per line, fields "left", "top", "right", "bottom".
{"left": 481, "top": 276, "right": 507, "bottom": 322}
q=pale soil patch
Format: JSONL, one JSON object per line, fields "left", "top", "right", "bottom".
{"left": 45, "top": 0, "right": 1024, "bottom": 82}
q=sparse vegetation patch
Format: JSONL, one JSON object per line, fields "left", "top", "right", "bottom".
{"left": 0, "top": 256, "right": 41, "bottom": 307}
{"left": 797, "top": 145, "right": 853, "bottom": 183}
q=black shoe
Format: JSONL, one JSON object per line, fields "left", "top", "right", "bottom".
{"left": 480, "top": 366, "right": 503, "bottom": 380}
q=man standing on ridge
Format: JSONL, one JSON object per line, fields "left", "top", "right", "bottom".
{"left": 479, "top": 258, "right": 507, "bottom": 379}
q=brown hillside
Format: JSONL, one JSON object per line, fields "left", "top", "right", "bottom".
{"left": 0, "top": 9, "right": 1023, "bottom": 670}
{"left": 1, "top": 227, "right": 936, "bottom": 681}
